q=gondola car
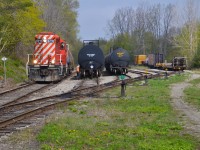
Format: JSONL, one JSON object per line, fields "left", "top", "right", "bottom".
{"left": 78, "top": 40, "right": 104, "bottom": 78}
{"left": 26, "top": 32, "right": 74, "bottom": 82}
{"left": 105, "top": 47, "right": 130, "bottom": 74}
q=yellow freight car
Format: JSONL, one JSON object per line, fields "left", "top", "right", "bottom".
{"left": 134, "top": 55, "right": 147, "bottom": 65}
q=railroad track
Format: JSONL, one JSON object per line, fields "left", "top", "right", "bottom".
{"left": 0, "top": 83, "right": 50, "bottom": 106}
{"left": 0, "top": 82, "right": 34, "bottom": 97}
{"left": 129, "top": 69, "right": 176, "bottom": 79}
{"left": 1, "top": 83, "right": 56, "bottom": 107}
{"left": 0, "top": 72, "right": 76, "bottom": 107}
{"left": 0, "top": 70, "right": 175, "bottom": 137}
{"left": 0, "top": 75, "right": 118, "bottom": 136}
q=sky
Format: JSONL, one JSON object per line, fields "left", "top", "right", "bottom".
{"left": 77, "top": 0, "right": 184, "bottom": 40}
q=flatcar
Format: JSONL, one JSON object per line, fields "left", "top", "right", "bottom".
{"left": 105, "top": 47, "right": 130, "bottom": 74}
{"left": 162, "top": 57, "right": 187, "bottom": 71}
{"left": 78, "top": 40, "right": 104, "bottom": 78}
{"left": 26, "top": 32, "right": 74, "bottom": 82}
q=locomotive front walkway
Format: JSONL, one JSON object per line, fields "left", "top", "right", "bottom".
{"left": 171, "top": 73, "right": 200, "bottom": 138}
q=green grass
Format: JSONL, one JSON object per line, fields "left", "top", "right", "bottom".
{"left": 184, "top": 76, "right": 200, "bottom": 109}
{"left": 0, "top": 56, "right": 27, "bottom": 83}
{"left": 37, "top": 73, "right": 200, "bottom": 150}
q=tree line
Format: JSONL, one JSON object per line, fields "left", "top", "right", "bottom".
{"left": 104, "top": 0, "right": 200, "bottom": 68}
{"left": 0, "top": 0, "right": 200, "bottom": 68}
{"left": 0, "top": 0, "right": 80, "bottom": 62}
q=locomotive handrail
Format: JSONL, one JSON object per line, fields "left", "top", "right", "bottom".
{"left": 56, "top": 54, "right": 63, "bottom": 75}
{"left": 26, "top": 54, "right": 38, "bottom": 76}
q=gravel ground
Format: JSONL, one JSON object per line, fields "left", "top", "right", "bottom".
{"left": 0, "top": 78, "right": 20, "bottom": 93}
{"left": 32, "top": 77, "right": 82, "bottom": 98}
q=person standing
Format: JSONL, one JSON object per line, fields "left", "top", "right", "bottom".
{"left": 76, "top": 65, "right": 80, "bottom": 79}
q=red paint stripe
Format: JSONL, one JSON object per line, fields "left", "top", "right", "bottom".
{"left": 34, "top": 34, "right": 52, "bottom": 54}
{"left": 41, "top": 44, "right": 54, "bottom": 64}
{"left": 34, "top": 35, "right": 52, "bottom": 62}
{"left": 34, "top": 34, "right": 56, "bottom": 64}
{"left": 41, "top": 44, "right": 55, "bottom": 64}
{"left": 40, "top": 44, "right": 55, "bottom": 64}
{"left": 34, "top": 35, "right": 44, "bottom": 55}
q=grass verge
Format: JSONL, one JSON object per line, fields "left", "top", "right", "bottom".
{"left": 184, "top": 75, "right": 200, "bottom": 109}
{"left": 0, "top": 56, "right": 27, "bottom": 83}
{"left": 37, "top": 73, "right": 200, "bottom": 150}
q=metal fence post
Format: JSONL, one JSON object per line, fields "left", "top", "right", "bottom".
{"left": 1, "top": 57, "right": 7, "bottom": 85}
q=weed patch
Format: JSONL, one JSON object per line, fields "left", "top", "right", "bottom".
{"left": 184, "top": 76, "right": 200, "bottom": 109}
{"left": 0, "top": 57, "right": 26, "bottom": 83}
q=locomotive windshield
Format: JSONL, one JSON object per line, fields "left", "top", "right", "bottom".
{"left": 36, "top": 39, "right": 42, "bottom": 43}
{"left": 36, "top": 39, "right": 54, "bottom": 43}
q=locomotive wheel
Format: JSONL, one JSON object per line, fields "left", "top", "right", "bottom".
{"left": 96, "top": 71, "right": 99, "bottom": 77}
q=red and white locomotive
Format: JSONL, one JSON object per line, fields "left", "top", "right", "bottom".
{"left": 26, "top": 32, "right": 74, "bottom": 82}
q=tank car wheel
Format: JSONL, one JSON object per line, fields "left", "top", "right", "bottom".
{"left": 96, "top": 71, "right": 99, "bottom": 77}
{"left": 91, "top": 73, "right": 93, "bottom": 79}
{"left": 98, "top": 71, "right": 101, "bottom": 77}
{"left": 114, "top": 69, "right": 117, "bottom": 74}
{"left": 68, "top": 69, "right": 71, "bottom": 75}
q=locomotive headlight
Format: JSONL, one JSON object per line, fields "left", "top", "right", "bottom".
{"left": 43, "top": 37, "right": 47, "bottom": 43}
{"left": 51, "top": 60, "right": 55, "bottom": 64}
{"left": 33, "top": 60, "right": 37, "bottom": 64}
{"left": 90, "top": 65, "right": 94, "bottom": 69}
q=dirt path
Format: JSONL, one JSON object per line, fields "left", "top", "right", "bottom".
{"left": 171, "top": 73, "right": 200, "bottom": 138}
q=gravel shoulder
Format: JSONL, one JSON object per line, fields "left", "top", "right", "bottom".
{"left": 171, "top": 73, "right": 200, "bottom": 138}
